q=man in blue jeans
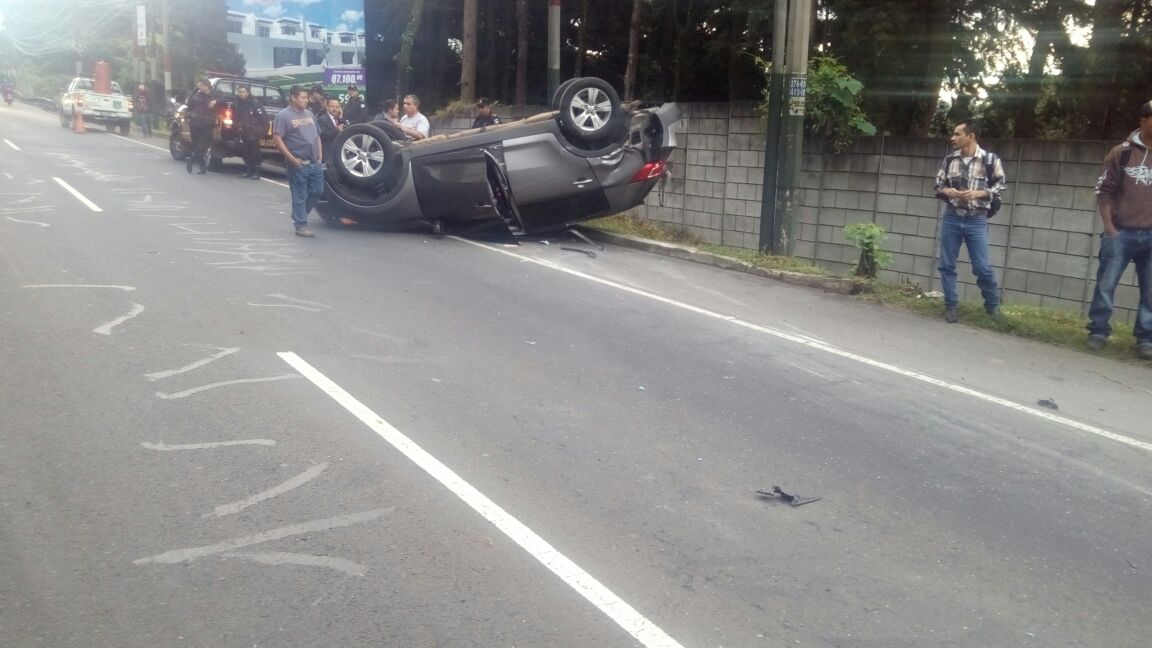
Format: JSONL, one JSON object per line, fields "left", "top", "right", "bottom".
{"left": 272, "top": 85, "right": 324, "bottom": 237}
{"left": 933, "top": 119, "right": 1006, "bottom": 323}
{"left": 1087, "top": 100, "right": 1152, "bottom": 359}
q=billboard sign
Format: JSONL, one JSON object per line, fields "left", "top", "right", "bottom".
{"left": 225, "top": 0, "right": 366, "bottom": 98}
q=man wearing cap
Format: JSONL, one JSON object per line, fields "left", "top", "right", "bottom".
{"left": 471, "top": 98, "right": 501, "bottom": 129}
{"left": 1087, "top": 99, "right": 1152, "bottom": 359}
{"left": 343, "top": 85, "right": 367, "bottom": 125}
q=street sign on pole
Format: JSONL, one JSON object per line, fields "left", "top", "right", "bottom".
{"left": 136, "top": 5, "right": 148, "bottom": 47}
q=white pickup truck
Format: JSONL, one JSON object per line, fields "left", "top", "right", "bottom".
{"left": 59, "top": 77, "right": 133, "bottom": 134}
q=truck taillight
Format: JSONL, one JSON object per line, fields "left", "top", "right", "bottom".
{"left": 630, "top": 159, "right": 667, "bottom": 183}
{"left": 222, "top": 107, "right": 233, "bottom": 126}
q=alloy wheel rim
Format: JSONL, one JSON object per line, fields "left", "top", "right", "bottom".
{"left": 569, "top": 87, "right": 612, "bottom": 132}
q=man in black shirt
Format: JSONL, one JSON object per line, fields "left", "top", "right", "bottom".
{"left": 343, "top": 85, "right": 367, "bottom": 124}
{"left": 471, "top": 97, "right": 501, "bottom": 129}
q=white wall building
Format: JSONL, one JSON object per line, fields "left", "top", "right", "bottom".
{"left": 226, "top": 11, "right": 365, "bottom": 77}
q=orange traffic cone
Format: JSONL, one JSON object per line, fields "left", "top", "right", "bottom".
{"left": 72, "top": 111, "right": 86, "bottom": 134}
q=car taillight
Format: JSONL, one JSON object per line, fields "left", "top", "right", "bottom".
{"left": 222, "top": 107, "right": 233, "bottom": 126}
{"left": 630, "top": 159, "right": 667, "bottom": 183}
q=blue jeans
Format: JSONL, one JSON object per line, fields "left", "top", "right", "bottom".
{"left": 938, "top": 213, "right": 999, "bottom": 310}
{"left": 286, "top": 162, "right": 325, "bottom": 229}
{"left": 135, "top": 112, "right": 151, "bottom": 136}
{"left": 1087, "top": 229, "right": 1152, "bottom": 343}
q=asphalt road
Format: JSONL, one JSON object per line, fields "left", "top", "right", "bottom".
{"left": 2, "top": 101, "right": 1151, "bottom": 648}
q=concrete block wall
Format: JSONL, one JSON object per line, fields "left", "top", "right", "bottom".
{"left": 635, "top": 104, "right": 1140, "bottom": 323}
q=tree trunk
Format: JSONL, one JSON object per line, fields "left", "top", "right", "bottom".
{"left": 460, "top": 0, "right": 477, "bottom": 101}
{"left": 623, "top": 0, "right": 643, "bottom": 100}
{"left": 515, "top": 0, "right": 528, "bottom": 105}
{"left": 574, "top": 0, "right": 589, "bottom": 77}
{"left": 396, "top": 0, "right": 426, "bottom": 100}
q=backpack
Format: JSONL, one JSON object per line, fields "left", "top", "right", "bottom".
{"left": 983, "top": 152, "right": 1002, "bottom": 218}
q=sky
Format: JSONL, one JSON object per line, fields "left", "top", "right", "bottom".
{"left": 231, "top": 0, "right": 365, "bottom": 33}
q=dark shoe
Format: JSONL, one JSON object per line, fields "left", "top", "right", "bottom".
{"left": 1138, "top": 342, "right": 1152, "bottom": 360}
{"left": 985, "top": 306, "right": 1001, "bottom": 317}
{"left": 294, "top": 227, "right": 315, "bottom": 238}
{"left": 944, "top": 307, "right": 959, "bottom": 323}
{"left": 1086, "top": 334, "right": 1107, "bottom": 350}
{"left": 249, "top": 172, "right": 260, "bottom": 180}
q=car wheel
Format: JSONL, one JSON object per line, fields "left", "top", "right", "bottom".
{"left": 169, "top": 131, "right": 190, "bottom": 160}
{"left": 333, "top": 123, "right": 398, "bottom": 188}
{"left": 323, "top": 162, "right": 405, "bottom": 216}
{"left": 60, "top": 110, "right": 70, "bottom": 128}
{"left": 557, "top": 77, "right": 624, "bottom": 142}
{"left": 551, "top": 77, "right": 582, "bottom": 111}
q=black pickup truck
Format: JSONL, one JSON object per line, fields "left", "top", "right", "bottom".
{"left": 168, "top": 76, "right": 288, "bottom": 170}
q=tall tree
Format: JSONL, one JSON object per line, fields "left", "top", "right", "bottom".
{"left": 396, "top": 0, "right": 427, "bottom": 100}
{"left": 460, "top": 0, "right": 477, "bottom": 101}
{"left": 623, "top": 0, "right": 643, "bottom": 99}
{"left": 515, "top": 0, "right": 528, "bottom": 105}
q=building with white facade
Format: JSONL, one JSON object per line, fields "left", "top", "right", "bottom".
{"left": 226, "top": 11, "right": 365, "bottom": 77}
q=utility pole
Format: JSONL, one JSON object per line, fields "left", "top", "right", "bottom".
{"left": 161, "top": 0, "right": 171, "bottom": 103}
{"left": 547, "top": 0, "right": 560, "bottom": 100}
{"left": 758, "top": 0, "right": 811, "bottom": 255}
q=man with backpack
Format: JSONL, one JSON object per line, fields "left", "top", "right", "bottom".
{"left": 933, "top": 119, "right": 1007, "bottom": 323}
{"left": 1086, "top": 100, "right": 1152, "bottom": 359}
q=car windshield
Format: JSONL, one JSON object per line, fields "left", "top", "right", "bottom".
{"left": 210, "top": 79, "right": 287, "bottom": 109}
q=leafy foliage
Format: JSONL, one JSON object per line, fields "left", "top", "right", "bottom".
{"left": 801, "top": 55, "right": 877, "bottom": 151}
{"left": 844, "top": 222, "right": 891, "bottom": 278}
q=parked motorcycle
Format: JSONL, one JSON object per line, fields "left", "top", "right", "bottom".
{"left": 2, "top": 88, "right": 15, "bottom": 106}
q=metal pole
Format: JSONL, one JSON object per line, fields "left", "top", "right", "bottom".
{"left": 547, "top": 0, "right": 561, "bottom": 99}
{"left": 758, "top": 0, "right": 788, "bottom": 252}
{"left": 161, "top": 0, "right": 171, "bottom": 104}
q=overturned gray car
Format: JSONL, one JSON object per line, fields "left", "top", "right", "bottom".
{"left": 317, "top": 77, "right": 681, "bottom": 236}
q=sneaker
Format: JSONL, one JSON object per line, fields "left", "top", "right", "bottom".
{"left": 1138, "top": 342, "right": 1152, "bottom": 360}
{"left": 944, "top": 307, "right": 959, "bottom": 323}
{"left": 986, "top": 307, "right": 1001, "bottom": 317}
{"left": 1086, "top": 334, "right": 1107, "bottom": 350}
{"left": 294, "top": 227, "right": 315, "bottom": 238}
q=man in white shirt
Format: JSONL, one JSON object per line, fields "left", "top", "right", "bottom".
{"left": 398, "top": 94, "right": 429, "bottom": 140}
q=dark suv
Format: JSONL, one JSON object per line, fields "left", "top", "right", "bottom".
{"left": 168, "top": 76, "right": 288, "bottom": 169}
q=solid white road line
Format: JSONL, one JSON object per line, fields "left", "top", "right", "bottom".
{"left": 22, "top": 284, "right": 135, "bottom": 290}
{"left": 451, "top": 236, "right": 1152, "bottom": 455}
{"left": 4, "top": 139, "right": 21, "bottom": 151}
{"left": 109, "top": 133, "right": 168, "bottom": 152}
{"left": 52, "top": 177, "right": 103, "bottom": 212}
{"left": 141, "top": 439, "right": 276, "bottom": 451}
{"left": 278, "top": 351, "right": 686, "bottom": 648}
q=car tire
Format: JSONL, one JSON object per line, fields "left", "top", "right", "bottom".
{"left": 60, "top": 110, "right": 70, "bottom": 128}
{"left": 323, "top": 163, "right": 405, "bottom": 216}
{"left": 169, "top": 131, "right": 191, "bottom": 160}
{"left": 332, "top": 123, "right": 398, "bottom": 188}
{"left": 551, "top": 78, "right": 582, "bottom": 111}
{"left": 557, "top": 77, "right": 624, "bottom": 142}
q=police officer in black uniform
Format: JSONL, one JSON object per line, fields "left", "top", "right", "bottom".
{"left": 343, "top": 85, "right": 367, "bottom": 125}
{"left": 233, "top": 84, "right": 268, "bottom": 180}
{"left": 185, "top": 79, "right": 217, "bottom": 174}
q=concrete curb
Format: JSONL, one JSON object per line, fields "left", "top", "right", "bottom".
{"left": 576, "top": 229, "right": 868, "bottom": 295}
